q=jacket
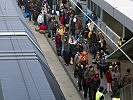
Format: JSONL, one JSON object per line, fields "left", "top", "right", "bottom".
{"left": 55, "top": 34, "right": 61, "bottom": 44}
{"left": 59, "top": 15, "right": 65, "bottom": 25}
{"left": 37, "top": 14, "right": 44, "bottom": 24}
{"left": 87, "top": 22, "right": 94, "bottom": 31}
{"left": 105, "top": 70, "right": 112, "bottom": 83}
{"left": 91, "top": 76, "right": 101, "bottom": 90}
{"left": 96, "top": 91, "right": 104, "bottom": 100}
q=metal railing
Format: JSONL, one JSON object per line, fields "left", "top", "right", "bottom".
{"left": 120, "top": 83, "right": 133, "bottom": 100}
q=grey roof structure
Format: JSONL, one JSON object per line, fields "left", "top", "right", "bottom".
{"left": 0, "top": 0, "right": 65, "bottom": 100}
{"left": 92, "top": 0, "right": 133, "bottom": 32}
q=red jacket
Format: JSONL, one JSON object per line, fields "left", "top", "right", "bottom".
{"left": 105, "top": 70, "right": 112, "bottom": 83}
{"left": 55, "top": 34, "right": 61, "bottom": 44}
{"left": 59, "top": 15, "right": 65, "bottom": 25}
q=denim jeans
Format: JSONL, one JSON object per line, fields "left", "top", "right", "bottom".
{"left": 50, "top": 30, "right": 55, "bottom": 38}
{"left": 52, "top": 5, "right": 56, "bottom": 11}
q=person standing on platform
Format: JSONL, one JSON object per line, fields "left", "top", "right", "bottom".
{"left": 63, "top": 38, "right": 70, "bottom": 66}
{"left": 55, "top": 32, "right": 62, "bottom": 56}
{"left": 84, "top": 65, "right": 95, "bottom": 99}
{"left": 91, "top": 71, "right": 101, "bottom": 100}
{"left": 105, "top": 66, "right": 113, "bottom": 93}
{"left": 89, "top": 11, "right": 97, "bottom": 22}
{"left": 37, "top": 12, "right": 44, "bottom": 26}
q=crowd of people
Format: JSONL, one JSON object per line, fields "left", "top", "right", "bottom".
{"left": 17, "top": 0, "right": 133, "bottom": 100}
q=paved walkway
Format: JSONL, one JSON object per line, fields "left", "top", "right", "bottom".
{"left": 28, "top": 21, "right": 82, "bottom": 100}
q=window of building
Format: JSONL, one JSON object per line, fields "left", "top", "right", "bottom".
{"left": 97, "top": 6, "right": 101, "bottom": 18}
{"left": 103, "top": 10, "right": 123, "bottom": 37}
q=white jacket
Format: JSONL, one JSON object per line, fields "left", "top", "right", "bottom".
{"left": 37, "top": 14, "right": 44, "bottom": 24}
